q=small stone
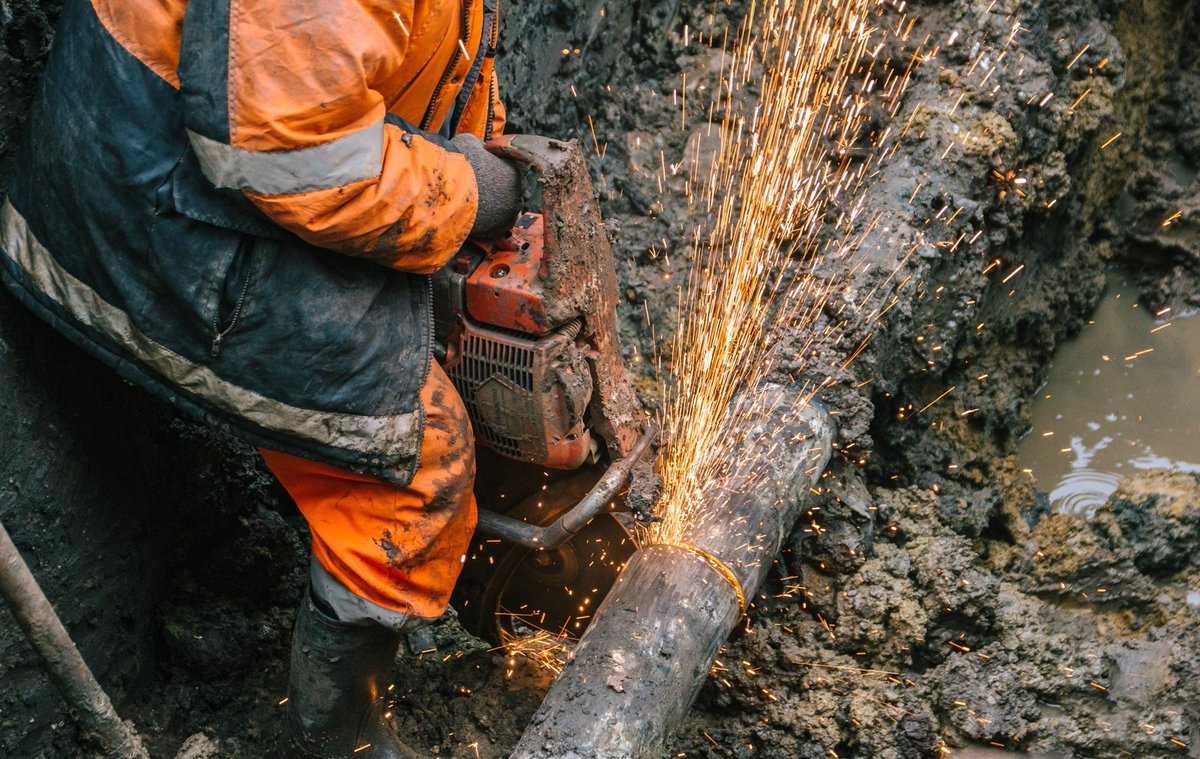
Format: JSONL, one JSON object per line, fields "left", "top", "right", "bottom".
{"left": 175, "top": 732, "right": 220, "bottom": 759}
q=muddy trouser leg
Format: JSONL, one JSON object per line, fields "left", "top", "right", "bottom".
{"left": 260, "top": 362, "right": 477, "bottom": 758}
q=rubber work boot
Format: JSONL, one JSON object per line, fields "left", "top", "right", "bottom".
{"left": 285, "top": 590, "right": 415, "bottom": 758}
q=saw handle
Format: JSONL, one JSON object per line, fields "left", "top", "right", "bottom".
{"left": 485, "top": 134, "right": 572, "bottom": 174}
{"left": 484, "top": 134, "right": 579, "bottom": 216}
{"left": 475, "top": 426, "right": 656, "bottom": 550}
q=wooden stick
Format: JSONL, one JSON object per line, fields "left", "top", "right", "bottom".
{"left": 512, "top": 386, "right": 833, "bottom": 757}
{"left": 0, "top": 518, "right": 149, "bottom": 759}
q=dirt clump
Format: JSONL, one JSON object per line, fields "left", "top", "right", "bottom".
{"left": 671, "top": 471, "right": 1200, "bottom": 758}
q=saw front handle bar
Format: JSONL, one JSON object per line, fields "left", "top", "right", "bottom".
{"left": 475, "top": 427, "right": 655, "bottom": 550}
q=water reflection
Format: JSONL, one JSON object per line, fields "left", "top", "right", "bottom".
{"left": 1018, "top": 279, "right": 1200, "bottom": 517}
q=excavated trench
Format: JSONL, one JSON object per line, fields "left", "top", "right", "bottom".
{"left": 1, "top": 0, "right": 1199, "bottom": 757}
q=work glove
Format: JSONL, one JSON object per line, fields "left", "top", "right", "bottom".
{"left": 452, "top": 133, "right": 523, "bottom": 239}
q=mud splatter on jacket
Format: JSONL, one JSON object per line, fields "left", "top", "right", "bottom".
{"left": 0, "top": 0, "right": 505, "bottom": 484}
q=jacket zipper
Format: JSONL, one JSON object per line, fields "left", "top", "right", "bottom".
{"left": 483, "top": 0, "right": 501, "bottom": 140}
{"left": 420, "top": 0, "right": 474, "bottom": 131}
{"left": 489, "top": 0, "right": 501, "bottom": 51}
{"left": 410, "top": 273, "right": 434, "bottom": 480}
{"left": 211, "top": 252, "right": 256, "bottom": 358}
{"left": 422, "top": 275, "right": 434, "bottom": 390}
{"left": 484, "top": 77, "right": 497, "bottom": 141}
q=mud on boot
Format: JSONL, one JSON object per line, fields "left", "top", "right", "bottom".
{"left": 285, "top": 590, "right": 419, "bottom": 758}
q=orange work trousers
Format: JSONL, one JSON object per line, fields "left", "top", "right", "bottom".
{"left": 261, "top": 362, "right": 477, "bottom": 622}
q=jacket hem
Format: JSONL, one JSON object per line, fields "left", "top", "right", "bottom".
{"left": 0, "top": 199, "right": 421, "bottom": 485}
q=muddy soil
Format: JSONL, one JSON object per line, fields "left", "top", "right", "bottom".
{"left": 2, "top": 0, "right": 1200, "bottom": 758}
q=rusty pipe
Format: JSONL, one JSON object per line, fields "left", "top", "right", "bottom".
{"left": 511, "top": 389, "right": 833, "bottom": 758}
{"left": 476, "top": 426, "right": 655, "bottom": 549}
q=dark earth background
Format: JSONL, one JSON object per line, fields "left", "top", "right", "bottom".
{"left": 3, "top": 0, "right": 1200, "bottom": 757}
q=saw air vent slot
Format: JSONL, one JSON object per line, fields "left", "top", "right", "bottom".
{"left": 452, "top": 328, "right": 537, "bottom": 459}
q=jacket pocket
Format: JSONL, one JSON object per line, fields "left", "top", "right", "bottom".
{"left": 171, "top": 149, "right": 294, "bottom": 241}
{"left": 210, "top": 235, "right": 260, "bottom": 358}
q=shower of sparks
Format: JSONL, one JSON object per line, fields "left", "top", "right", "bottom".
{"left": 649, "top": 0, "right": 925, "bottom": 547}
{"left": 472, "top": 3, "right": 1200, "bottom": 756}
{"left": 496, "top": 625, "right": 571, "bottom": 677}
{"left": 490, "top": 14, "right": 1144, "bottom": 757}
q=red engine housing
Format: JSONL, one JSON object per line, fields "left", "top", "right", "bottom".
{"left": 465, "top": 213, "right": 554, "bottom": 334}
{"left": 436, "top": 214, "right": 594, "bottom": 470}
{"left": 433, "top": 135, "right": 644, "bottom": 471}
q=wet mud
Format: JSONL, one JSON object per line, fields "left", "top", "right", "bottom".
{"left": 2, "top": 0, "right": 1200, "bottom": 757}
{"left": 1018, "top": 280, "right": 1200, "bottom": 515}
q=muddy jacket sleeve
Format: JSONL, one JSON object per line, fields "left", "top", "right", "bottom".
{"left": 177, "top": 0, "right": 478, "bottom": 274}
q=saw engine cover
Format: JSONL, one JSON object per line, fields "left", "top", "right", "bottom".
{"left": 433, "top": 136, "right": 644, "bottom": 471}
{"left": 452, "top": 316, "right": 594, "bottom": 469}
{"left": 436, "top": 215, "right": 595, "bottom": 469}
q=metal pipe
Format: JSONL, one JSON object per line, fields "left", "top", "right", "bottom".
{"left": 511, "top": 388, "right": 833, "bottom": 758}
{"left": 0, "top": 518, "right": 150, "bottom": 759}
{"left": 476, "top": 426, "right": 655, "bottom": 549}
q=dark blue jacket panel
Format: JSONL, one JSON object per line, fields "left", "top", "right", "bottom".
{"left": 1, "top": 0, "right": 434, "bottom": 483}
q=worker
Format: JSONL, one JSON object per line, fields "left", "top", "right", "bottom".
{"left": 0, "top": 0, "right": 524, "bottom": 756}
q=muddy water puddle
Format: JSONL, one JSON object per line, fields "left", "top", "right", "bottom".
{"left": 1018, "top": 280, "right": 1200, "bottom": 516}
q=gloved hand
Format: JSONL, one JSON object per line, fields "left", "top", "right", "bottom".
{"left": 452, "top": 133, "right": 523, "bottom": 239}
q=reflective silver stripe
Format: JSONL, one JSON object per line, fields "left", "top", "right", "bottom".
{"left": 0, "top": 199, "right": 419, "bottom": 460}
{"left": 187, "top": 122, "right": 384, "bottom": 195}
